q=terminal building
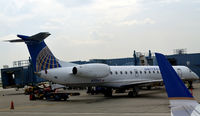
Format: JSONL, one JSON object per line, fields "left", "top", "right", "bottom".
{"left": 72, "top": 50, "right": 200, "bottom": 77}
{"left": 1, "top": 49, "right": 200, "bottom": 89}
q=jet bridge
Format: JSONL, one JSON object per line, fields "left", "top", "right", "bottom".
{"left": 1, "top": 60, "right": 46, "bottom": 89}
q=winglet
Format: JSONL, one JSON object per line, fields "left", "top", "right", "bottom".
{"left": 155, "top": 53, "right": 193, "bottom": 99}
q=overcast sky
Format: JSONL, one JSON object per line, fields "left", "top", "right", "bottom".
{"left": 0, "top": 0, "right": 200, "bottom": 68}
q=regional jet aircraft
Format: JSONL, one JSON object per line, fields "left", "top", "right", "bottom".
{"left": 156, "top": 53, "right": 200, "bottom": 116}
{"left": 7, "top": 32, "right": 199, "bottom": 97}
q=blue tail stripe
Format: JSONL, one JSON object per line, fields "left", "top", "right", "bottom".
{"left": 27, "top": 41, "right": 46, "bottom": 71}
{"left": 45, "top": 56, "right": 49, "bottom": 69}
{"left": 53, "top": 57, "right": 56, "bottom": 68}
{"left": 41, "top": 56, "right": 47, "bottom": 70}
{"left": 47, "top": 55, "right": 51, "bottom": 69}
{"left": 50, "top": 56, "right": 54, "bottom": 68}
{"left": 50, "top": 56, "right": 53, "bottom": 68}
{"left": 155, "top": 53, "right": 193, "bottom": 98}
{"left": 58, "top": 62, "right": 61, "bottom": 67}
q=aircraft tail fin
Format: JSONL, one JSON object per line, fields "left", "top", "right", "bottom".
{"left": 155, "top": 53, "right": 199, "bottom": 116}
{"left": 8, "top": 32, "right": 61, "bottom": 72}
{"left": 155, "top": 53, "right": 193, "bottom": 99}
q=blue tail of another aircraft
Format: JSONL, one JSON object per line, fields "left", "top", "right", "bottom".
{"left": 155, "top": 53, "right": 200, "bottom": 116}
{"left": 13, "top": 32, "right": 61, "bottom": 72}
{"left": 155, "top": 53, "right": 193, "bottom": 99}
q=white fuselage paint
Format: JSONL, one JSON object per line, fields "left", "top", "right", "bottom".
{"left": 38, "top": 66, "right": 198, "bottom": 88}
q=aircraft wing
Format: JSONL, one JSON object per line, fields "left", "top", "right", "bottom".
{"left": 102, "top": 79, "right": 163, "bottom": 88}
{"left": 155, "top": 53, "right": 200, "bottom": 116}
{"left": 120, "top": 79, "right": 162, "bottom": 88}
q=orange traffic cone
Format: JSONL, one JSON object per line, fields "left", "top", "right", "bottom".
{"left": 190, "top": 88, "right": 193, "bottom": 96}
{"left": 10, "top": 101, "right": 14, "bottom": 110}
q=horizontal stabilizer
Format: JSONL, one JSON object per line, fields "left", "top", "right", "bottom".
{"left": 5, "top": 39, "right": 24, "bottom": 42}
{"left": 24, "top": 32, "right": 50, "bottom": 42}
{"left": 6, "top": 32, "right": 50, "bottom": 43}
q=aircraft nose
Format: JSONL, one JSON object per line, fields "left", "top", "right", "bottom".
{"left": 192, "top": 72, "right": 199, "bottom": 80}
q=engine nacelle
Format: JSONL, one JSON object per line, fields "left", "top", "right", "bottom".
{"left": 72, "top": 63, "right": 110, "bottom": 78}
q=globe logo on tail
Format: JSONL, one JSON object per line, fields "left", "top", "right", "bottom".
{"left": 36, "top": 46, "right": 61, "bottom": 72}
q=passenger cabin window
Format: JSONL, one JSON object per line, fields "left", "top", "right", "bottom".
{"left": 153, "top": 71, "right": 155, "bottom": 73}
{"left": 140, "top": 71, "right": 142, "bottom": 74}
{"left": 130, "top": 71, "right": 133, "bottom": 74}
{"left": 157, "top": 71, "right": 159, "bottom": 74}
{"left": 144, "top": 71, "right": 146, "bottom": 74}
{"left": 149, "top": 71, "right": 151, "bottom": 74}
{"left": 115, "top": 71, "right": 118, "bottom": 75}
{"left": 125, "top": 71, "right": 127, "bottom": 74}
{"left": 54, "top": 76, "right": 58, "bottom": 79}
{"left": 120, "top": 71, "right": 123, "bottom": 74}
{"left": 135, "top": 71, "right": 138, "bottom": 74}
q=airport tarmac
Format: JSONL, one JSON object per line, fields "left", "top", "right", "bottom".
{"left": 0, "top": 83, "right": 200, "bottom": 116}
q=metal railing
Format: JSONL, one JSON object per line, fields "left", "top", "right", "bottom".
{"left": 13, "top": 60, "right": 30, "bottom": 67}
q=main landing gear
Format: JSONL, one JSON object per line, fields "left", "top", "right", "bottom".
{"left": 187, "top": 81, "right": 193, "bottom": 89}
{"left": 103, "top": 88, "right": 113, "bottom": 97}
{"left": 128, "top": 87, "right": 139, "bottom": 97}
{"left": 103, "top": 87, "right": 139, "bottom": 97}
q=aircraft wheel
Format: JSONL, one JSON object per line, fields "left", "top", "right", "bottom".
{"left": 188, "top": 81, "right": 193, "bottom": 89}
{"left": 104, "top": 88, "right": 112, "bottom": 97}
{"left": 128, "top": 91, "right": 138, "bottom": 97}
{"left": 147, "top": 85, "right": 152, "bottom": 90}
